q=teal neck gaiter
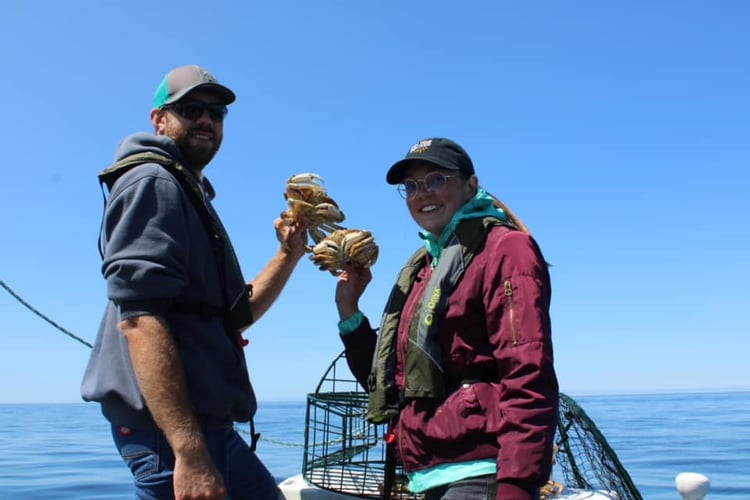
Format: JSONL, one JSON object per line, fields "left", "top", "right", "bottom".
{"left": 419, "top": 187, "right": 508, "bottom": 267}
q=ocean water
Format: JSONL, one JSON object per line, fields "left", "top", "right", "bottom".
{"left": 0, "top": 392, "right": 747, "bottom": 499}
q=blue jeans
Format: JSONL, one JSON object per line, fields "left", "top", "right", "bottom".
{"left": 111, "top": 425, "right": 278, "bottom": 499}
{"left": 422, "top": 474, "right": 497, "bottom": 500}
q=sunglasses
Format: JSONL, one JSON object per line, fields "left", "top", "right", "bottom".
{"left": 397, "top": 172, "right": 458, "bottom": 200}
{"left": 162, "top": 100, "right": 228, "bottom": 123}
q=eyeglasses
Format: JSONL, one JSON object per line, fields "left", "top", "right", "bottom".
{"left": 162, "top": 100, "right": 228, "bottom": 123}
{"left": 397, "top": 172, "right": 458, "bottom": 200}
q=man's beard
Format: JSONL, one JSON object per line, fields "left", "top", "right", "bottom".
{"left": 167, "top": 121, "right": 222, "bottom": 171}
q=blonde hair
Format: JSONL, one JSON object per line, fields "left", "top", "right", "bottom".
{"left": 485, "top": 190, "right": 530, "bottom": 234}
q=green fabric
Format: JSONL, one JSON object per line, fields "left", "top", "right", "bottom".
{"left": 366, "top": 247, "right": 426, "bottom": 423}
{"left": 337, "top": 310, "right": 364, "bottom": 335}
{"left": 153, "top": 76, "right": 169, "bottom": 108}
{"left": 421, "top": 187, "right": 507, "bottom": 267}
{"left": 406, "top": 459, "right": 497, "bottom": 493}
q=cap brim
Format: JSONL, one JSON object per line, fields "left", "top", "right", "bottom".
{"left": 386, "top": 159, "right": 413, "bottom": 184}
{"left": 168, "top": 83, "right": 236, "bottom": 106}
{"left": 386, "top": 156, "right": 462, "bottom": 184}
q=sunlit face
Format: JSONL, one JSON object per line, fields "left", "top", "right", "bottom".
{"left": 401, "top": 160, "right": 477, "bottom": 237}
{"left": 150, "top": 90, "right": 224, "bottom": 172}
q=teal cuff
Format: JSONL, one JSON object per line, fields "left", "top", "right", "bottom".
{"left": 338, "top": 311, "right": 364, "bottom": 336}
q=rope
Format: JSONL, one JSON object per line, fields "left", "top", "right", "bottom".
{"left": 235, "top": 419, "right": 376, "bottom": 449}
{"left": 235, "top": 427, "right": 306, "bottom": 448}
{"left": 0, "top": 278, "right": 93, "bottom": 348}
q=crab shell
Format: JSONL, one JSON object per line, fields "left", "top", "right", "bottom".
{"left": 310, "top": 229, "right": 379, "bottom": 276}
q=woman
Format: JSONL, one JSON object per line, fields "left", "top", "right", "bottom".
{"left": 334, "top": 138, "right": 559, "bottom": 500}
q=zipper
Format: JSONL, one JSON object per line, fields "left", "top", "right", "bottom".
{"left": 504, "top": 280, "right": 518, "bottom": 346}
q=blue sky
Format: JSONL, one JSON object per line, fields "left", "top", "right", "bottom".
{"left": 1, "top": 1, "right": 747, "bottom": 404}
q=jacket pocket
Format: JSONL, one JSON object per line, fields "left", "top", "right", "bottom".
{"left": 403, "top": 383, "right": 487, "bottom": 443}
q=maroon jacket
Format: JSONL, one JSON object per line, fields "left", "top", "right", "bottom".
{"left": 342, "top": 226, "right": 558, "bottom": 500}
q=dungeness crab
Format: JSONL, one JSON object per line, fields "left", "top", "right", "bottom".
{"left": 282, "top": 172, "right": 379, "bottom": 276}
{"left": 309, "top": 229, "right": 379, "bottom": 276}
{"left": 282, "top": 173, "right": 345, "bottom": 245}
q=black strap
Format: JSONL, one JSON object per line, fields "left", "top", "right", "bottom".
{"left": 382, "top": 444, "right": 397, "bottom": 500}
{"left": 167, "top": 300, "right": 225, "bottom": 320}
{"left": 249, "top": 418, "right": 261, "bottom": 452}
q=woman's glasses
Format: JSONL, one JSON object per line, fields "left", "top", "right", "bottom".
{"left": 397, "top": 172, "right": 457, "bottom": 200}
{"left": 162, "top": 100, "right": 229, "bottom": 123}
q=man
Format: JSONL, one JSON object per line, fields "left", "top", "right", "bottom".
{"left": 81, "top": 65, "right": 306, "bottom": 499}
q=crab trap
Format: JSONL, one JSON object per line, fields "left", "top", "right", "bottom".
{"left": 302, "top": 351, "right": 421, "bottom": 499}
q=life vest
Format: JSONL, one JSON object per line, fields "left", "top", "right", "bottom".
{"left": 97, "top": 152, "right": 253, "bottom": 336}
{"left": 366, "top": 216, "right": 512, "bottom": 423}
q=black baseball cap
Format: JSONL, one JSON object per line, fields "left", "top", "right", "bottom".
{"left": 386, "top": 137, "right": 475, "bottom": 184}
{"left": 153, "top": 65, "right": 236, "bottom": 108}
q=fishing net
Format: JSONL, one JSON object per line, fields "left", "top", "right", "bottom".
{"left": 553, "top": 393, "right": 643, "bottom": 499}
{"left": 303, "top": 351, "right": 643, "bottom": 499}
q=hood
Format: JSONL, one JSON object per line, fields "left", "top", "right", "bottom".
{"left": 113, "top": 132, "right": 185, "bottom": 165}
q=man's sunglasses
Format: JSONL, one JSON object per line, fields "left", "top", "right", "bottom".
{"left": 162, "top": 100, "right": 228, "bottom": 123}
{"left": 397, "top": 172, "right": 458, "bottom": 200}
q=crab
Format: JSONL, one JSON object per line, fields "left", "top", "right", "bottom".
{"left": 282, "top": 173, "right": 346, "bottom": 246}
{"left": 539, "top": 444, "right": 564, "bottom": 499}
{"left": 539, "top": 480, "right": 564, "bottom": 499}
{"left": 309, "top": 229, "right": 379, "bottom": 276}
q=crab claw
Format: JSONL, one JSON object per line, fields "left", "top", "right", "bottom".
{"left": 307, "top": 226, "right": 330, "bottom": 246}
{"left": 287, "top": 172, "right": 325, "bottom": 186}
{"left": 314, "top": 203, "right": 345, "bottom": 223}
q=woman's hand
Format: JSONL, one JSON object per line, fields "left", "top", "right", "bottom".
{"left": 335, "top": 263, "right": 372, "bottom": 319}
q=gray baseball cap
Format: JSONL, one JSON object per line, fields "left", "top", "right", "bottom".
{"left": 153, "top": 65, "right": 236, "bottom": 108}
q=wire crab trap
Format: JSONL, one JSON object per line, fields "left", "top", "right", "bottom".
{"left": 302, "top": 351, "right": 421, "bottom": 499}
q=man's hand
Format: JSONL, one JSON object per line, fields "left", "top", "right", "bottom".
{"left": 174, "top": 451, "right": 226, "bottom": 500}
{"left": 274, "top": 216, "right": 308, "bottom": 259}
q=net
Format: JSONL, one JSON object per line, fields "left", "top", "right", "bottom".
{"left": 553, "top": 393, "right": 643, "bottom": 499}
{"left": 302, "top": 351, "right": 643, "bottom": 499}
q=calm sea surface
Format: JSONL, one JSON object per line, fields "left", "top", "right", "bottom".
{"left": 0, "top": 392, "right": 747, "bottom": 499}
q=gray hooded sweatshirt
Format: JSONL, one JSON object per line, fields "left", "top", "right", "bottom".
{"left": 81, "top": 132, "right": 256, "bottom": 430}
